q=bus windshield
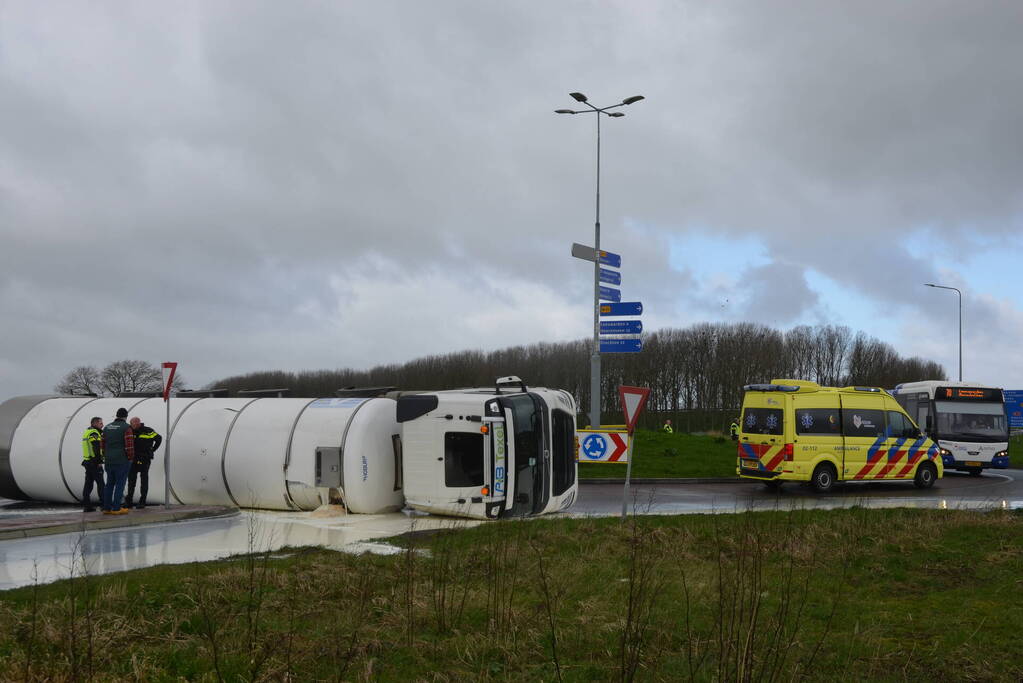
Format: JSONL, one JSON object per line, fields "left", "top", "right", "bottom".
{"left": 934, "top": 401, "right": 1008, "bottom": 442}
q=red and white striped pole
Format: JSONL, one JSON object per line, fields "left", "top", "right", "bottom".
{"left": 162, "top": 362, "right": 177, "bottom": 509}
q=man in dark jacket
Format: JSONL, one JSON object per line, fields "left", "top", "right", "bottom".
{"left": 101, "top": 407, "right": 134, "bottom": 514}
{"left": 81, "top": 417, "right": 105, "bottom": 512}
{"left": 126, "top": 417, "right": 161, "bottom": 508}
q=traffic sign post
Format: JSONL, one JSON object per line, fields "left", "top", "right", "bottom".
{"left": 599, "top": 268, "right": 621, "bottom": 286}
{"left": 618, "top": 385, "right": 651, "bottom": 519}
{"left": 598, "top": 286, "right": 621, "bottom": 303}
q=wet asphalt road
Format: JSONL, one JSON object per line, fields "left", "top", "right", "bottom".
{"left": 2, "top": 470, "right": 1020, "bottom": 589}
{"left": 571, "top": 469, "right": 1023, "bottom": 515}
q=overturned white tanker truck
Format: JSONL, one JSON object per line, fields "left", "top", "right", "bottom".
{"left": 0, "top": 377, "right": 579, "bottom": 520}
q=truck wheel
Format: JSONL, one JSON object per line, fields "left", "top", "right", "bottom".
{"left": 967, "top": 467, "right": 983, "bottom": 477}
{"left": 914, "top": 462, "right": 937, "bottom": 489}
{"left": 811, "top": 464, "right": 836, "bottom": 493}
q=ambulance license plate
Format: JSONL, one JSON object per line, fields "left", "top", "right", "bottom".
{"left": 965, "top": 461, "right": 981, "bottom": 467}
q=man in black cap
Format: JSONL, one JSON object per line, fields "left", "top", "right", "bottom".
{"left": 126, "top": 416, "right": 161, "bottom": 508}
{"left": 101, "top": 407, "right": 134, "bottom": 514}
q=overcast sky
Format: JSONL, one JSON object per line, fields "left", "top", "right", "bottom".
{"left": 2, "top": 0, "right": 1022, "bottom": 400}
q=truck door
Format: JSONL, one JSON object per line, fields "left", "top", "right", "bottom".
{"left": 441, "top": 429, "right": 488, "bottom": 514}
{"left": 839, "top": 394, "right": 887, "bottom": 481}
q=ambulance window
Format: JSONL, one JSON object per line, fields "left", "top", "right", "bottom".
{"left": 842, "top": 409, "right": 886, "bottom": 438}
{"left": 795, "top": 409, "right": 841, "bottom": 435}
{"left": 444, "top": 432, "right": 484, "bottom": 487}
{"left": 886, "top": 411, "right": 918, "bottom": 439}
{"left": 742, "top": 408, "right": 784, "bottom": 435}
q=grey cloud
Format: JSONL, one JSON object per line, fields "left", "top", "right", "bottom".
{"left": 3, "top": 0, "right": 1023, "bottom": 397}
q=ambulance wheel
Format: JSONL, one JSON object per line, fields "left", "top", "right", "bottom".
{"left": 811, "top": 464, "right": 836, "bottom": 493}
{"left": 967, "top": 467, "right": 983, "bottom": 477}
{"left": 914, "top": 462, "right": 937, "bottom": 489}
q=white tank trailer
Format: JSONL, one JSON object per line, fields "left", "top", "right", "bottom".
{"left": 0, "top": 377, "right": 579, "bottom": 520}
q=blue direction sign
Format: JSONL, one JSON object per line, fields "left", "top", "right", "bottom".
{"left": 599, "top": 286, "right": 621, "bottom": 303}
{"left": 600, "top": 301, "right": 643, "bottom": 316}
{"left": 599, "top": 268, "right": 621, "bottom": 286}
{"left": 600, "top": 320, "right": 643, "bottom": 335}
{"left": 1006, "top": 390, "right": 1023, "bottom": 431}
{"left": 598, "top": 250, "right": 622, "bottom": 268}
{"left": 600, "top": 338, "right": 643, "bottom": 353}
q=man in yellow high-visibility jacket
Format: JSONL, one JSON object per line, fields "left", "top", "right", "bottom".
{"left": 81, "top": 417, "right": 105, "bottom": 512}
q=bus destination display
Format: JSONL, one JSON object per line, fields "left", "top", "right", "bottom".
{"left": 936, "top": 387, "right": 1002, "bottom": 402}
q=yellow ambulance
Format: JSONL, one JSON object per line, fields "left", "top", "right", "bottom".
{"left": 737, "top": 380, "right": 942, "bottom": 492}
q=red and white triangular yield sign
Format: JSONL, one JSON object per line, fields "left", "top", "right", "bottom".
{"left": 162, "top": 362, "right": 178, "bottom": 402}
{"left": 619, "top": 385, "right": 651, "bottom": 434}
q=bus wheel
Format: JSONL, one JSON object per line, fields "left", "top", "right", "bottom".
{"left": 763, "top": 480, "right": 782, "bottom": 492}
{"left": 811, "top": 464, "right": 836, "bottom": 493}
{"left": 914, "top": 462, "right": 937, "bottom": 489}
{"left": 967, "top": 467, "right": 983, "bottom": 477}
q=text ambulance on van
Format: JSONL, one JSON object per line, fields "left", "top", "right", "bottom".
{"left": 737, "top": 380, "right": 942, "bottom": 492}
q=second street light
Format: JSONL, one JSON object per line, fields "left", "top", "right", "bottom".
{"left": 556, "top": 91, "right": 644, "bottom": 428}
{"left": 925, "top": 282, "right": 963, "bottom": 381}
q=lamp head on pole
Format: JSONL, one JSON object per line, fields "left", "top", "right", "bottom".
{"left": 570, "top": 92, "right": 588, "bottom": 103}
{"left": 608, "top": 112, "right": 625, "bottom": 117}
{"left": 554, "top": 109, "right": 576, "bottom": 114}
{"left": 622, "top": 95, "right": 645, "bottom": 105}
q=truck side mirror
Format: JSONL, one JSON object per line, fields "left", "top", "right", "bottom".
{"left": 925, "top": 415, "right": 933, "bottom": 431}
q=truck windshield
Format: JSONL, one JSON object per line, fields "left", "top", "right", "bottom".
{"left": 934, "top": 401, "right": 1009, "bottom": 442}
{"left": 501, "top": 394, "right": 548, "bottom": 516}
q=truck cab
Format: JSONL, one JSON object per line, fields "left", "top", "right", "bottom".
{"left": 396, "top": 377, "right": 578, "bottom": 519}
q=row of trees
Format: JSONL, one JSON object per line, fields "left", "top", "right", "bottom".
{"left": 208, "top": 323, "right": 946, "bottom": 426}
{"left": 55, "top": 360, "right": 187, "bottom": 396}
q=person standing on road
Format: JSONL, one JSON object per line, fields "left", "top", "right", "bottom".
{"left": 662, "top": 419, "right": 673, "bottom": 434}
{"left": 729, "top": 418, "right": 740, "bottom": 441}
{"left": 81, "top": 417, "right": 106, "bottom": 512}
{"left": 101, "top": 407, "right": 134, "bottom": 515}
{"left": 125, "top": 417, "right": 161, "bottom": 508}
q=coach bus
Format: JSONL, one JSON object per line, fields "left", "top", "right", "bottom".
{"left": 890, "top": 381, "right": 1009, "bottom": 475}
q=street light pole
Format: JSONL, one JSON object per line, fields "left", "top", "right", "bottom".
{"left": 925, "top": 283, "right": 963, "bottom": 381}
{"left": 556, "top": 92, "right": 644, "bottom": 428}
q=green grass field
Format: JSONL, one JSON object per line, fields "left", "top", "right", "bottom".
{"left": 2, "top": 508, "right": 1022, "bottom": 681}
{"left": 581, "top": 429, "right": 1023, "bottom": 479}
{"left": 579, "top": 428, "right": 738, "bottom": 479}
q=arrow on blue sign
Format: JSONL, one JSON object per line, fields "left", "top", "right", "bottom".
{"left": 600, "top": 338, "right": 643, "bottom": 353}
{"left": 600, "top": 301, "right": 643, "bottom": 316}
{"left": 599, "top": 268, "right": 621, "bottom": 286}
{"left": 600, "top": 320, "right": 643, "bottom": 335}
{"left": 599, "top": 286, "right": 621, "bottom": 302}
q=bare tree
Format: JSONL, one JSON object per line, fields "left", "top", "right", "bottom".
{"left": 99, "top": 360, "right": 163, "bottom": 395}
{"left": 54, "top": 366, "right": 102, "bottom": 395}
